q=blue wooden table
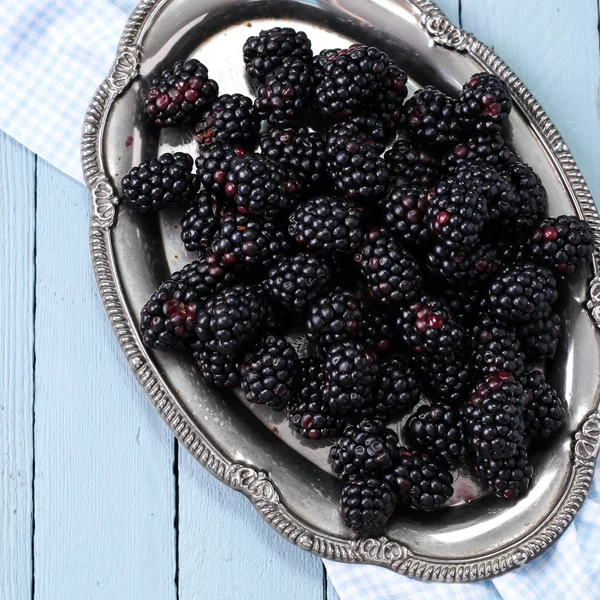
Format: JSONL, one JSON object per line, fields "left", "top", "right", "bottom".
{"left": 2, "top": 1, "right": 599, "bottom": 598}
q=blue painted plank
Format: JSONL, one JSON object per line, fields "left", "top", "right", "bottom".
{"left": 32, "top": 161, "right": 177, "bottom": 600}
{"left": 0, "top": 133, "right": 35, "bottom": 600}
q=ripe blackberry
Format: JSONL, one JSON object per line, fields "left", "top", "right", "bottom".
{"left": 211, "top": 213, "right": 290, "bottom": 270}
{"left": 522, "top": 370, "right": 567, "bottom": 439}
{"left": 344, "top": 113, "right": 391, "bottom": 151}
{"left": 529, "top": 215, "right": 595, "bottom": 274}
{"left": 361, "top": 308, "right": 393, "bottom": 354}
{"left": 195, "top": 93, "right": 260, "bottom": 148}
{"left": 180, "top": 191, "right": 221, "bottom": 251}
{"left": 487, "top": 263, "right": 558, "bottom": 324}
{"left": 340, "top": 476, "right": 396, "bottom": 535}
{"left": 456, "top": 73, "right": 513, "bottom": 133}
{"left": 385, "top": 449, "right": 454, "bottom": 512}
{"left": 413, "top": 356, "right": 473, "bottom": 405}
{"left": 474, "top": 445, "right": 533, "bottom": 500}
{"left": 517, "top": 313, "right": 561, "bottom": 361}
{"left": 306, "top": 289, "right": 363, "bottom": 348}
{"left": 241, "top": 335, "right": 300, "bottom": 411}
{"left": 395, "top": 295, "right": 466, "bottom": 362}
{"left": 442, "top": 133, "right": 517, "bottom": 175}
{"left": 255, "top": 58, "right": 314, "bottom": 125}
{"left": 354, "top": 228, "right": 423, "bottom": 305}
{"left": 372, "top": 356, "right": 421, "bottom": 420}
{"left": 325, "top": 123, "right": 390, "bottom": 201}
{"left": 330, "top": 420, "right": 399, "bottom": 481}
{"left": 379, "top": 185, "right": 431, "bottom": 247}
{"left": 193, "top": 347, "right": 241, "bottom": 388}
{"left": 287, "top": 357, "right": 346, "bottom": 440}
{"left": 121, "top": 153, "right": 199, "bottom": 213}
{"left": 195, "top": 283, "right": 269, "bottom": 356}
{"left": 384, "top": 139, "right": 441, "bottom": 187}
{"left": 243, "top": 27, "right": 313, "bottom": 82}
{"left": 259, "top": 127, "right": 326, "bottom": 189}
{"left": 405, "top": 87, "right": 462, "bottom": 149}
{"left": 440, "top": 286, "right": 483, "bottom": 326}
{"left": 288, "top": 196, "right": 363, "bottom": 255}
{"left": 425, "top": 178, "right": 488, "bottom": 251}
{"left": 405, "top": 403, "right": 466, "bottom": 468}
{"left": 372, "top": 63, "right": 409, "bottom": 132}
{"left": 312, "top": 48, "right": 339, "bottom": 83}
{"left": 195, "top": 142, "right": 246, "bottom": 198}
{"left": 265, "top": 253, "right": 331, "bottom": 311}
{"left": 144, "top": 59, "right": 219, "bottom": 127}
{"left": 471, "top": 315, "right": 525, "bottom": 379}
{"left": 175, "top": 252, "right": 237, "bottom": 299}
{"left": 461, "top": 372, "right": 526, "bottom": 461}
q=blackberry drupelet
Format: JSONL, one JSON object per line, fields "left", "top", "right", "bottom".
{"left": 372, "top": 63, "right": 409, "bottom": 132}
{"left": 180, "top": 191, "right": 221, "bottom": 251}
{"left": 288, "top": 196, "right": 363, "bottom": 255}
{"left": 265, "top": 253, "right": 331, "bottom": 311}
{"left": 405, "top": 86, "right": 462, "bottom": 149}
{"left": 521, "top": 370, "right": 567, "bottom": 439}
{"left": 354, "top": 228, "right": 423, "bottom": 304}
{"left": 517, "top": 313, "right": 561, "bottom": 361}
{"left": 195, "top": 93, "right": 260, "bottom": 148}
{"left": 529, "top": 215, "right": 595, "bottom": 274}
{"left": 340, "top": 476, "right": 396, "bottom": 535}
{"left": 193, "top": 346, "right": 241, "bottom": 388}
{"left": 361, "top": 308, "right": 393, "bottom": 354}
{"left": 329, "top": 420, "right": 399, "bottom": 481}
{"left": 240, "top": 335, "right": 300, "bottom": 411}
{"left": 144, "top": 59, "right": 219, "bottom": 127}
{"left": 306, "top": 289, "right": 363, "bottom": 347}
{"left": 384, "top": 139, "right": 441, "bottom": 187}
{"left": 385, "top": 448, "right": 454, "bottom": 512}
{"left": 456, "top": 73, "right": 513, "bottom": 133}
{"left": 442, "top": 133, "right": 517, "bottom": 175}
{"left": 487, "top": 263, "right": 558, "bottom": 324}
{"left": 121, "top": 152, "right": 199, "bottom": 213}
{"left": 379, "top": 184, "right": 431, "bottom": 247}
{"left": 474, "top": 445, "right": 533, "bottom": 500}
{"left": 243, "top": 27, "right": 313, "bottom": 82}
{"left": 372, "top": 356, "right": 421, "bottom": 420}
{"left": 414, "top": 356, "right": 473, "bottom": 405}
{"left": 195, "top": 142, "right": 246, "bottom": 198}
{"left": 405, "top": 403, "right": 466, "bottom": 468}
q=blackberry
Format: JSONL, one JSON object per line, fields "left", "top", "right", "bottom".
{"left": 395, "top": 295, "right": 466, "bottom": 362}
{"left": 265, "top": 253, "right": 331, "bottom": 312}
{"left": 529, "top": 215, "right": 595, "bottom": 274}
{"left": 195, "top": 283, "right": 269, "bottom": 356}
{"left": 288, "top": 196, "right": 363, "bottom": 255}
{"left": 442, "top": 133, "right": 517, "bottom": 175}
{"left": 227, "top": 154, "right": 297, "bottom": 218}
{"left": 405, "top": 403, "right": 466, "bottom": 468}
{"left": 329, "top": 420, "right": 399, "bottom": 481}
{"left": 144, "top": 59, "right": 219, "bottom": 127}
{"left": 211, "top": 213, "right": 290, "bottom": 270}
{"left": 243, "top": 27, "right": 313, "bottom": 82}
{"left": 255, "top": 58, "right": 314, "bottom": 125}
{"left": 522, "top": 370, "right": 566, "bottom": 439}
{"left": 345, "top": 113, "right": 391, "bottom": 151}
{"left": 425, "top": 178, "right": 488, "bottom": 251}
{"left": 379, "top": 185, "right": 431, "bottom": 247}
{"left": 499, "top": 162, "right": 548, "bottom": 231}
{"left": 287, "top": 357, "right": 346, "bottom": 440}
{"left": 440, "top": 287, "right": 483, "bottom": 326}
{"left": 384, "top": 139, "right": 441, "bottom": 187}
{"left": 240, "top": 335, "right": 300, "bottom": 411}
{"left": 413, "top": 356, "right": 473, "bottom": 405}
{"left": 456, "top": 73, "right": 513, "bottom": 133}
{"left": 372, "top": 356, "right": 421, "bottom": 420}
{"left": 340, "top": 476, "right": 396, "bottom": 535}
{"left": 474, "top": 445, "right": 533, "bottom": 500}
{"left": 195, "top": 142, "right": 247, "bottom": 198}
{"left": 372, "top": 63, "right": 409, "bottom": 132}
{"left": 517, "top": 313, "right": 561, "bottom": 361}
{"left": 487, "top": 263, "right": 558, "bottom": 324}
{"left": 306, "top": 289, "right": 363, "bottom": 348}
{"left": 195, "top": 93, "right": 260, "bottom": 148}
{"left": 405, "top": 87, "right": 462, "bottom": 149}
{"left": 121, "top": 153, "right": 199, "bottom": 213}
{"left": 193, "top": 347, "right": 241, "bottom": 388}
{"left": 175, "top": 252, "right": 237, "bottom": 299}
{"left": 354, "top": 228, "right": 423, "bottom": 305}
{"left": 180, "top": 191, "right": 221, "bottom": 251}
{"left": 312, "top": 48, "right": 340, "bottom": 84}
{"left": 259, "top": 127, "right": 326, "bottom": 189}
{"left": 361, "top": 308, "right": 393, "bottom": 354}
{"left": 461, "top": 371, "right": 526, "bottom": 461}
{"left": 471, "top": 314, "right": 525, "bottom": 379}
{"left": 385, "top": 449, "right": 454, "bottom": 511}
{"left": 324, "top": 343, "right": 379, "bottom": 417}
{"left": 325, "top": 123, "right": 390, "bottom": 201}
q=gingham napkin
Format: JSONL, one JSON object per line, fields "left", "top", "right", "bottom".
{"left": 3, "top": 2, "right": 600, "bottom": 599}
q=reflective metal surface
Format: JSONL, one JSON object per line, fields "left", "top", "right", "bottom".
{"left": 82, "top": 0, "right": 600, "bottom": 581}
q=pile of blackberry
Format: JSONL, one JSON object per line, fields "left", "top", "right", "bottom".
{"left": 125, "top": 28, "right": 593, "bottom": 537}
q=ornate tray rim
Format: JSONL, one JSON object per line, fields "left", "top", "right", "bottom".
{"left": 81, "top": 0, "right": 600, "bottom": 582}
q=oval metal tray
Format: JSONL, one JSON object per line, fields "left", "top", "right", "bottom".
{"left": 82, "top": 0, "right": 600, "bottom": 582}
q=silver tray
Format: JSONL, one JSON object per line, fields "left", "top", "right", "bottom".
{"left": 82, "top": 0, "right": 600, "bottom": 582}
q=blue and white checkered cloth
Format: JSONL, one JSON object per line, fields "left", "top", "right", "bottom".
{"left": 2, "top": 2, "right": 600, "bottom": 599}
